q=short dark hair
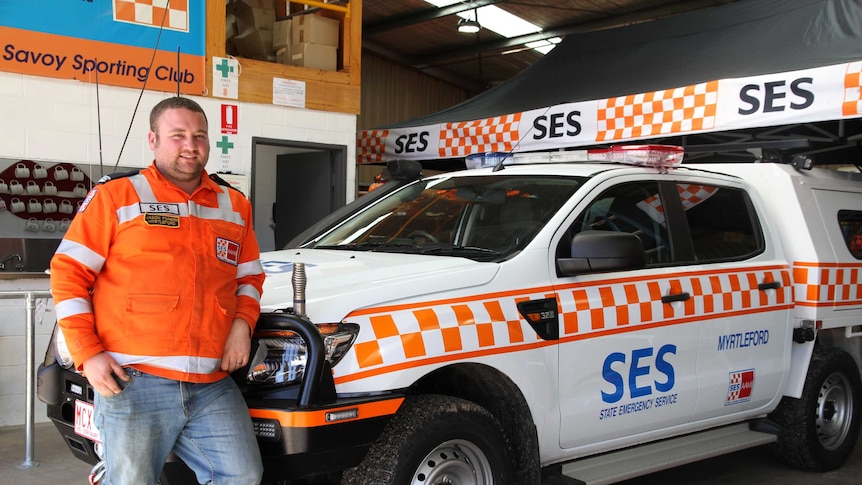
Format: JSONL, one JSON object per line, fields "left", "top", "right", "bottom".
{"left": 149, "top": 97, "right": 208, "bottom": 132}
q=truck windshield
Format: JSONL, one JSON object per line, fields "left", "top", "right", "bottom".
{"left": 308, "top": 174, "right": 584, "bottom": 261}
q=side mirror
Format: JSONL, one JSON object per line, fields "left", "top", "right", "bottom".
{"left": 557, "top": 230, "right": 646, "bottom": 276}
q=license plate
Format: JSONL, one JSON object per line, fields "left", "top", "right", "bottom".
{"left": 74, "top": 400, "right": 102, "bottom": 443}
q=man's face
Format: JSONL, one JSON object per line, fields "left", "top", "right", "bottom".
{"left": 148, "top": 107, "right": 210, "bottom": 187}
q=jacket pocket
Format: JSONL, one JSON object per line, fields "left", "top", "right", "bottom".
{"left": 209, "top": 294, "right": 237, "bottom": 355}
{"left": 123, "top": 294, "right": 179, "bottom": 352}
{"left": 207, "top": 220, "right": 245, "bottom": 269}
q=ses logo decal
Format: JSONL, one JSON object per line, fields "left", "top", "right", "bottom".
{"left": 598, "top": 344, "right": 679, "bottom": 420}
{"left": 726, "top": 369, "right": 755, "bottom": 405}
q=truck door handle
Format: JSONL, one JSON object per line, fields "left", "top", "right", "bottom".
{"left": 758, "top": 281, "right": 781, "bottom": 290}
{"left": 661, "top": 292, "right": 690, "bottom": 304}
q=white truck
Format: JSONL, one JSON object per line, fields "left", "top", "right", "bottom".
{"left": 39, "top": 145, "right": 862, "bottom": 484}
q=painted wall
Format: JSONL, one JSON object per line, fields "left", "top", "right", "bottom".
{"left": 0, "top": 277, "right": 52, "bottom": 427}
{"left": 0, "top": 70, "right": 358, "bottom": 426}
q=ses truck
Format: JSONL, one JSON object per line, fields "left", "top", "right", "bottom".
{"left": 38, "top": 145, "right": 862, "bottom": 484}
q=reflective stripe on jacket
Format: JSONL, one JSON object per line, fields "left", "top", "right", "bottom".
{"left": 51, "top": 163, "right": 265, "bottom": 383}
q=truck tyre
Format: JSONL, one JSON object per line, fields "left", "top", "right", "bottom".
{"left": 770, "top": 347, "right": 862, "bottom": 471}
{"left": 342, "top": 394, "right": 513, "bottom": 485}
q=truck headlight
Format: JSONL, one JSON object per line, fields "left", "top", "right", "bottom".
{"left": 245, "top": 323, "right": 358, "bottom": 385}
{"left": 53, "top": 325, "right": 75, "bottom": 369}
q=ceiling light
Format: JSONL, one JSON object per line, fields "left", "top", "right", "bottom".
{"left": 457, "top": 17, "right": 481, "bottom": 33}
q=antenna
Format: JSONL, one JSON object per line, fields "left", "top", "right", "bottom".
{"left": 177, "top": 45, "right": 181, "bottom": 97}
{"left": 491, "top": 103, "right": 554, "bottom": 172}
{"left": 95, "top": 69, "right": 104, "bottom": 178}
{"left": 113, "top": 0, "right": 171, "bottom": 171}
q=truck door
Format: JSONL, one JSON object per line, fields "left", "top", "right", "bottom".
{"left": 554, "top": 178, "right": 700, "bottom": 449}
{"left": 675, "top": 180, "right": 792, "bottom": 422}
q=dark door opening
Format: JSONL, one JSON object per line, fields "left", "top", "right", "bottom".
{"left": 275, "top": 151, "right": 333, "bottom": 248}
{"left": 251, "top": 138, "right": 348, "bottom": 252}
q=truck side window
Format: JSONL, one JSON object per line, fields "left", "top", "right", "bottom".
{"left": 566, "top": 181, "right": 670, "bottom": 265}
{"left": 678, "top": 184, "right": 762, "bottom": 261}
{"left": 837, "top": 210, "right": 862, "bottom": 259}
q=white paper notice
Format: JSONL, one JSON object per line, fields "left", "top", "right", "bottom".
{"left": 273, "top": 78, "right": 306, "bottom": 108}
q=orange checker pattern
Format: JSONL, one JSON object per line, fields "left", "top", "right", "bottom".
{"left": 339, "top": 267, "right": 793, "bottom": 382}
{"left": 344, "top": 290, "right": 550, "bottom": 372}
{"left": 356, "top": 129, "right": 389, "bottom": 164}
{"left": 558, "top": 268, "right": 792, "bottom": 337}
{"left": 114, "top": 0, "right": 189, "bottom": 32}
{"left": 597, "top": 81, "right": 718, "bottom": 142}
{"left": 843, "top": 61, "right": 862, "bottom": 117}
{"left": 676, "top": 184, "right": 719, "bottom": 209}
{"left": 792, "top": 262, "right": 862, "bottom": 308}
{"left": 438, "top": 114, "right": 521, "bottom": 158}
{"left": 637, "top": 184, "right": 718, "bottom": 224}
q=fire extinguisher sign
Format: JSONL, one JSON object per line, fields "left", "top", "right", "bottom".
{"left": 221, "top": 104, "right": 238, "bottom": 134}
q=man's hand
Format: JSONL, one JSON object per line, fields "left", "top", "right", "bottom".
{"left": 221, "top": 318, "right": 252, "bottom": 372}
{"left": 82, "top": 353, "right": 129, "bottom": 397}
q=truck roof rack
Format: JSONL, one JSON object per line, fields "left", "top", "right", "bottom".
{"left": 684, "top": 139, "right": 811, "bottom": 163}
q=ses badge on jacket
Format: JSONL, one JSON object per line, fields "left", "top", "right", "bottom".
{"left": 141, "top": 203, "right": 181, "bottom": 228}
{"left": 216, "top": 237, "right": 240, "bottom": 265}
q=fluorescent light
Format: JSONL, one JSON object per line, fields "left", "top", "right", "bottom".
{"left": 463, "top": 6, "right": 540, "bottom": 38}
{"left": 425, "top": 0, "right": 461, "bottom": 6}
{"left": 526, "top": 37, "right": 562, "bottom": 55}
{"left": 424, "top": 1, "right": 556, "bottom": 55}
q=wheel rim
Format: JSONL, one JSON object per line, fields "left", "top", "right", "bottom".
{"left": 816, "top": 371, "right": 854, "bottom": 451}
{"left": 411, "top": 439, "right": 493, "bottom": 485}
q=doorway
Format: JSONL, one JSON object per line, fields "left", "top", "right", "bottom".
{"left": 251, "top": 138, "right": 348, "bottom": 252}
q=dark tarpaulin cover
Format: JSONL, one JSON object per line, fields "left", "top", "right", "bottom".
{"left": 382, "top": 0, "right": 862, "bottom": 129}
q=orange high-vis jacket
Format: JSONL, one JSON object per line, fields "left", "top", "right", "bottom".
{"left": 50, "top": 164, "right": 265, "bottom": 383}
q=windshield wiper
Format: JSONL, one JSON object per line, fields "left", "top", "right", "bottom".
{"left": 311, "top": 244, "right": 354, "bottom": 250}
{"left": 419, "top": 245, "right": 502, "bottom": 261}
{"left": 313, "top": 242, "right": 502, "bottom": 260}
{"left": 329, "top": 241, "right": 425, "bottom": 253}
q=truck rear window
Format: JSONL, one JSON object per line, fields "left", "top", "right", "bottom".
{"left": 838, "top": 210, "right": 862, "bottom": 259}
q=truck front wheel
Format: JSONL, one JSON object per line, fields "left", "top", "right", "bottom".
{"left": 770, "top": 347, "right": 862, "bottom": 471}
{"left": 342, "top": 394, "right": 513, "bottom": 485}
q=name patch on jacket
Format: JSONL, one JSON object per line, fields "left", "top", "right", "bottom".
{"left": 141, "top": 203, "right": 180, "bottom": 228}
{"left": 216, "top": 237, "right": 240, "bottom": 265}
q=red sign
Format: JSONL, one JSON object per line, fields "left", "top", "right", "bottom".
{"left": 221, "top": 104, "right": 238, "bottom": 135}
{"left": 726, "top": 369, "right": 755, "bottom": 405}
{"left": 74, "top": 400, "right": 102, "bottom": 443}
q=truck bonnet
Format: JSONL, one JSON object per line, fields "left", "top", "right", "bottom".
{"left": 259, "top": 248, "right": 500, "bottom": 321}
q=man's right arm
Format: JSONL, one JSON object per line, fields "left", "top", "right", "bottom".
{"left": 82, "top": 352, "right": 129, "bottom": 396}
{"left": 50, "top": 186, "right": 116, "bottom": 371}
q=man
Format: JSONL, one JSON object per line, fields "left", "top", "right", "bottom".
{"left": 50, "top": 97, "right": 264, "bottom": 484}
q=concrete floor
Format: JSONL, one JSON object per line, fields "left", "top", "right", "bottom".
{"left": 0, "top": 423, "right": 92, "bottom": 485}
{"left": 1, "top": 422, "right": 861, "bottom": 484}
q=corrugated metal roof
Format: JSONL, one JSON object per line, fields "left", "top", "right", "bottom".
{"left": 362, "top": 0, "right": 739, "bottom": 94}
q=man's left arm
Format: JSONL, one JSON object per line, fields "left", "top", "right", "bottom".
{"left": 221, "top": 317, "right": 254, "bottom": 372}
{"left": 235, "top": 198, "right": 265, "bottom": 329}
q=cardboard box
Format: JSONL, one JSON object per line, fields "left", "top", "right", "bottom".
{"left": 231, "top": 0, "right": 276, "bottom": 34}
{"left": 275, "top": 46, "right": 290, "bottom": 65}
{"left": 273, "top": 19, "right": 292, "bottom": 49}
{"left": 292, "top": 14, "right": 339, "bottom": 47}
{"left": 288, "top": 42, "right": 337, "bottom": 71}
{"left": 241, "top": 0, "right": 271, "bottom": 7}
{"left": 234, "top": 27, "right": 274, "bottom": 60}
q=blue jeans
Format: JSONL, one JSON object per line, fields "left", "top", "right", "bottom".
{"left": 94, "top": 369, "right": 263, "bottom": 485}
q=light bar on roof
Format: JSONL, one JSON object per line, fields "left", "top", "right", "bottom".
{"left": 465, "top": 145, "right": 685, "bottom": 169}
